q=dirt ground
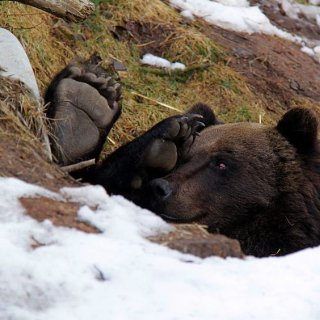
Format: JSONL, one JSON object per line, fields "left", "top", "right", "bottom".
{"left": 202, "top": 22, "right": 320, "bottom": 115}
{"left": 2, "top": 1, "right": 320, "bottom": 258}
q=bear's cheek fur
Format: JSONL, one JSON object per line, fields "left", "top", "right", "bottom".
{"left": 157, "top": 125, "right": 279, "bottom": 230}
{"left": 163, "top": 164, "right": 276, "bottom": 231}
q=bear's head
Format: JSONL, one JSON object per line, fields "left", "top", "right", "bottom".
{"left": 147, "top": 107, "right": 320, "bottom": 257}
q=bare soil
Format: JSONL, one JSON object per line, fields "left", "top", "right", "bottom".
{"left": 20, "top": 196, "right": 99, "bottom": 233}
{"left": 201, "top": 22, "right": 320, "bottom": 114}
{"left": 0, "top": 137, "right": 77, "bottom": 191}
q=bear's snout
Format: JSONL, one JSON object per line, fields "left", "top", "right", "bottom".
{"left": 149, "top": 178, "right": 172, "bottom": 201}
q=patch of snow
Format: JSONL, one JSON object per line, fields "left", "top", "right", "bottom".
{"left": 1, "top": 177, "right": 320, "bottom": 319}
{"left": 316, "top": 14, "right": 320, "bottom": 28}
{"left": 181, "top": 9, "right": 195, "bottom": 20}
{"left": 301, "top": 45, "right": 316, "bottom": 57}
{"left": 313, "top": 45, "right": 320, "bottom": 61}
{"left": 279, "top": 0, "right": 320, "bottom": 22}
{"left": 302, "top": 44, "right": 320, "bottom": 62}
{"left": 214, "top": 0, "right": 250, "bottom": 7}
{"left": 141, "top": 53, "right": 186, "bottom": 70}
{"left": 169, "top": 0, "right": 289, "bottom": 35}
{"left": 0, "top": 28, "right": 40, "bottom": 100}
{"left": 171, "top": 62, "right": 187, "bottom": 70}
{"left": 62, "top": 185, "right": 172, "bottom": 239}
{"left": 168, "top": 0, "right": 320, "bottom": 61}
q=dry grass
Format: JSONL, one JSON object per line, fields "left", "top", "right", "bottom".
{"left": 105, "top": 0, "right": 181, "bottom": 24}
{"left": 0, "top": 0, "right": 293, "bottom": 156}
{"left": 0, "top": 76, "right": 44, "bottom": 143}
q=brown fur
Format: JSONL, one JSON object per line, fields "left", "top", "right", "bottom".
{"left": 143, "top": 109, "right": 320, "bottom": 257}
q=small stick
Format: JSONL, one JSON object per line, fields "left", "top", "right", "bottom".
{"left": 60, "top": 158, "right": 95, "bottom": 173}
{"left": 131, "top": 91, "right": 182, "bottom": 112}
{"left": 136, "top": 40, "right": 156, "bottom": 47}
{"left": 107, "top": 136, "right": 116, "bottom": 145}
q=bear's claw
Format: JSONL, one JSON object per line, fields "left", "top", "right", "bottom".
{"left": 170, "top": 114, "right": 205, "bottom": 157}
{"left": 165, "top": 113, "right": 204, "bottom": 142}
{"left": 143, "top": 113, "right": 206, "bottom": 172}
{"left": 69, "top": 70, "right": 122, "bottom": 112}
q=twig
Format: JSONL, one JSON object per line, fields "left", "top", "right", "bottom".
{"left": 136, "top": 40, "right": 156, "bottom": 47}
{"left": 60, "top": 158, "right": 95, "bottom": 173}
{"left": 131, "top": 91, "right": 182, "bottom": 112}
{"left": 107, "top": 136, "right": 116, "bottom": 145}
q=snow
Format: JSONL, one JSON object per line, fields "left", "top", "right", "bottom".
{"left": 280, "top": 0, "right": 320, "bottom": 22}
{"left": 0, "top": 28, "right": 40, "bottom": 100}
{"left": 168, "top": 0, "right": 320, "bottom": 61}
{"left": 169, "top": 0, "right": 292, "bottom": 36}
{"left": 140, "top": 54, "right": 186, "bottom": 70}
{"left": 1, "top": 177, "right": 320, "bottom": 319}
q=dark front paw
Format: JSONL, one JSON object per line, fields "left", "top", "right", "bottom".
{"left": 163, "top": 113, "right": 205, "bottom": 151}
{"left": 143, "top": 113, "right": 204, "bottom": 172}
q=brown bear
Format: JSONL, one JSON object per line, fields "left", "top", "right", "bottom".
{"left": 45, "top": 60, "right": 320, "bottom": 257}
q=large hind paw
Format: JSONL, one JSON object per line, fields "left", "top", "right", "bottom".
{"left": 67, "top": 66, "right": 122, "bottom": 113}
{"left": 46, "top": 59, "right": 122, "bottom": 165}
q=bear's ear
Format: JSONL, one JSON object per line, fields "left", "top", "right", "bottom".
{"left": 186, "top": 103, "right": 223, "bottom": 127}
{"left": 276, "top": 108, "right": 318, "bottom": 154}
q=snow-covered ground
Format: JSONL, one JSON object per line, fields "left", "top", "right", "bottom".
{"left": 1, "top": 177, "right": 320, "bottom": 320}
{"left": 168, "top": 0, "right": 320, "bottom": 61}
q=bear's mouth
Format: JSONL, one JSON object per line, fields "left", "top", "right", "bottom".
{"left": 159, "top": 211, "right": 208, "bottom": 223}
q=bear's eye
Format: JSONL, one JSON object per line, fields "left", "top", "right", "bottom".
{"left": 210, "top": 152, "right": 233, "bottom": 172}
{"left": 216, "top": 162, "right": 227, "bottom": 170}
{"left": 210, "top": 158, "right": 228, "bottom": 170}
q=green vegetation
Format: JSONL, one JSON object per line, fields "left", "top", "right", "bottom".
{"left": 234, "top": 106, "right": 252, "bottom": 122}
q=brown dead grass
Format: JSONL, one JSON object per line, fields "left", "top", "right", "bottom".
{"left": 1, "top": 0, "right": 317, "bottom": 158}
{"left": 0, "top": 76, "right": 77, "bottom": 189}
{"left": 0, "top": 76, "right": 44, "bottom": 145}
{"left": 0, "top": 0, "right": 267, "bottom": 154}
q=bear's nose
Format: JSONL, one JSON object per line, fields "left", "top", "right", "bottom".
{"left": 150, "top": 178, "right": 172, "bottom": 200}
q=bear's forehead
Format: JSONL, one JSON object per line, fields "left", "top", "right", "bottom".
{"left": 191, "top": 122, "right": 271, "bottom": 155}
